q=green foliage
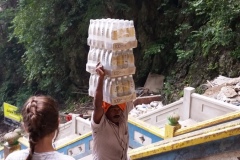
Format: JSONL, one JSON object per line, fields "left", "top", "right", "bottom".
{"left": 0, "top": 0, "right": 108, "bottom": 109}
{"left": 0, "top": 0, "right": 27, "bottom": 107}
{"left": 144, "top": 43, "right": 164, "bottom": 59}
{"left": 160, "top": 76, "right": 176, "bottom": 104}
{"left": 11, "top": 0, "right": 92, "bottom": 98}
{"left": 114, "top": 2, "right": 131, "bottom": 13}
{"left": 1, "top": 0, "right": 240, "bottom": 107}
{"left": 79, "top": 95, "right": 91, "bottom": 104}
{"left": 207, "top": 62, "right": 218, "bottom": 71}
{"left": 231, "top": 47, "right": 240, "bottom": 59}
{"left": 175, "top": 0, "right": 240, "bottom": 60}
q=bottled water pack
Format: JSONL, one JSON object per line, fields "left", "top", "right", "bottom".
{"left": 86, "top": 48, "right": 135, "bottom": 77}
{"left": 87, "top": 18, "right": 137, "bottom": 50}
{"left": 87, "top": 18, "right": 138, "bottom": 104}
{"left": 88, "top": 74, "right": 136, "bottom": 105}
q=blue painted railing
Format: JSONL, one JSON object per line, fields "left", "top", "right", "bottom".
{"left": 0, "top": 147, "right": 4, "bottom": 159}
{"left": 128, "top": 122, "right": 163, "bottom": 148}
{"left": 57, "top": 135, "right": 93, "bottom": 159}
{"left": 16, "top": 120, "right": 163, "bottom": 159}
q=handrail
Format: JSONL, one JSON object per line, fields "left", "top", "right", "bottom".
{"left": 17, "top": 132, "right": 93, "bottom": 149}
{"left": 129, "top": 119, "right": 240, "bottom": 159}
{"left": 56, "top": 132, "right": 92, "bottom": 149}
{"left": 175, "top": 110, "right": 240, "bottom": 136}
{"left": 128, "top": 116, "right": 165, "bottom": 138}
{"left": 191, "top": 93, "right": 240, "bottom": 110}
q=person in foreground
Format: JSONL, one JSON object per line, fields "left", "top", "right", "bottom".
{"left": 6, "top": 95, "right": 75, "bottom": 160}
{"left": 91, "top": 64, "right": 134, "bottom": 160}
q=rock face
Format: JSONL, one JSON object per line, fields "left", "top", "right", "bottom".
{"left": 203, "top": 75, "right": 240, "bottom": 106}
{"left": 220, "top": 86, "right": 238, "bottom": 98}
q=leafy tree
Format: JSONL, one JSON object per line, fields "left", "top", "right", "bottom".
{"left": 12, "top": 0, "right": 105, "bottom": 101}
{"left": 0, "top": 0, "right": 27, "bottom": 107}
{"left": 175, "top": 0, "right": 240, "bottom": 60}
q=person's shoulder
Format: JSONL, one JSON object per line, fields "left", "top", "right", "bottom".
{"left": 54, "top": 151, "right": 75, "bottom": 160}
{"left": 5, "top": 149, "right": 28, "bottom": 160}
{"left": 59, "top": 155, "right": 75, "bottom": 160}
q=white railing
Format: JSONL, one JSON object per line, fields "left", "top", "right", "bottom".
{"left": 137, "top": 99, "right": 183, "bottom": 128}
{"left": 138, "top": 87, "right": 239, "bottom": 127}
{"left": 190, "top": 93, "right": 240, "bottom": 121}
{"left": 75, "top": 116, "right": 91, "bottom": 135}
{"left": 57, "top": 87, "right": 240, "bottom": 136}
{"left": 57, "top": 121, "right": 72, "bottom": 140}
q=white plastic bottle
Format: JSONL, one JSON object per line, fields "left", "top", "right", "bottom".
{"left": 87, "top": 47, "right": 93, "bottom": 63}
{"left": 86, "top": 47, "right": 92, "bottom": 72}
{"left": 97, "top": 20, "right": 101, "bottom": 38}
{"left": 118, "top": 20, "right": 125, "bottom": 42}
{"left": 100, "top": 20, "right": 105, "bottom": 48}
{"left": 128, "top": 49, "right": 135, "bottom": 67}
{"left": 129, "top": 20, "right": 136, "bottom": 41}
{"left": 92, "top": 47, "right": 97, "bottom": 65}
{"left": 104, "top": 50, "right": 110, "bottom": 69}
{"left": 96, "top": 48, "right": 101, "bottom": 63}
{"left": 128, "top": 75, "right": 135, "bottom": 94}
{"left": 124, "top": 20, "right": 130, "bottom": 42}
{"left": 87, "top": 19, "right": 94, "bottom": 46}
{"left": 116, "top": 50, "right": 123, "bottom": 69}
{"left": 122, "top": 50, "right": 128, "bottom": 68}
{"left": 88, "top": 19, "right": 93, "bottom": 36}
{"left": 105, "top": 20, "right": 111, "bottom": 47}
{"left": 122, "top": 76, "right": 130, "bottom": 96}
{"left": 109, "top": 78, "right": 117, "bottom": 98}
{"left": 108, "top": 50, "right": 118, "bottom": 70}
{"left": 90, "top": 47, "right": 96, "bottom": 68}
{"left": 116, "top": 77, "right": 124, "bottom": 97}
{"left": 92, "top": 20, "right": 97, "bottom": 47}
{"left": 100, "top": 49, "right": 106, "bottom": 66}
{"left": 109, "top": 20, "right": 118, "bottom": 45}
{"left": 99, "top": 19, "right": 104, "bottom": 48}
{"left": 104, "top": 77, "right": 111, "bottom": 97}
{"left": 94, "top": 20, "right": 100, "bottom": 47}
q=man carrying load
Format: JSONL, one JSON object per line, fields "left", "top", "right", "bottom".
{"left": 91, "top": 64, "right": 134, "bottom": 160}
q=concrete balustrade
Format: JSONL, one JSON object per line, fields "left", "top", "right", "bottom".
{"left": 2, "top": 87, "right": 240, "bottom": 159}
{"left": 138, "top": 87, "right": 239, "bottom": 128}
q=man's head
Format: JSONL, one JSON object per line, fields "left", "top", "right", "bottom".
{"left": 106, "top": 105, "right": 123, "bottom": 124}
{"left": 102, "top": 102, "right": 126, "bottom": 125}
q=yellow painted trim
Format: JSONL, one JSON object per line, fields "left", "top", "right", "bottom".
{"left": 128, "top": 117, "right": 165, "bottom": 138}
{"left": 56, "top": 132, "right": 92, "bottom": 149}
{"left": 129, "top": 120, "right": 240, "bottom": 159}
{"left": 175, "top": 110, "right": 240, "bottom": 136}
{"left": 18, "top": 132, "right": 92, "bottom": 150}
{"left": 18, "top": 137, "right": 29, "bottom": 148}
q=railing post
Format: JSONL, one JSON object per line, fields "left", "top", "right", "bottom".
{"left": 71, "top": 114, "right": 78, "bottom": 134}
{"left": 164, "top": 113, "right": 181, "bottom": 139}
{"left": 3, "top": 129, "right": 22, "bottom": 159}
{"left": 180, "top": 87, "right": 195, "bottom": 120}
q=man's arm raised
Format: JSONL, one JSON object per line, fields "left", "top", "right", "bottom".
{"left": 93, "top": 64, "right": 105, "bottom": 124}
